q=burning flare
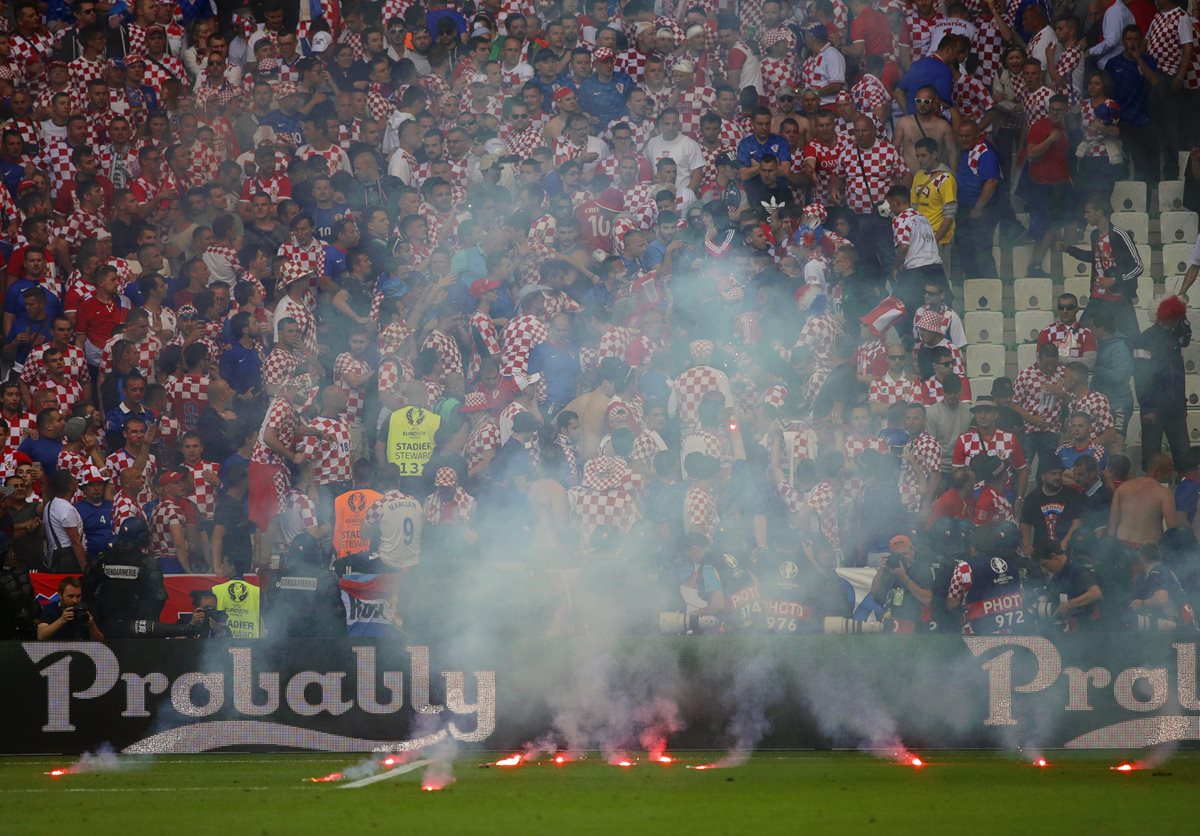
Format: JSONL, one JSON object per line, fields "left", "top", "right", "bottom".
{"left": 1112, "top": 763, "right": 1135, "bottom": 772}
{"left": 1035, "top": 759, "right": 1048, "bottom": 768}
{"left": 494, "top": 754, "right": 523, "bottom": 767}
{"left": 656, "top": 755, "right": 674, "bottom": 764}
{"left": 308, "top": 772, "right": 344, "bottom": 783}
{"left": 46, "top": 768, "right": 70, "bottom": 777}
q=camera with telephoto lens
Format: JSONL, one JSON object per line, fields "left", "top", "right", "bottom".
{"left": 823, "top": 617, "right": 882, "bottom": 634}
{"left": 1135, "top": 614, "right": 1178, "bottom": 632}
{"left": 131, "top": 619, "right": 204, "bottom": 638}
{"left": 658, "top": 612, "right": 718, "bottom": 634}
{"left": 1033, "top": 600, "right": 1056, "bottom": 619}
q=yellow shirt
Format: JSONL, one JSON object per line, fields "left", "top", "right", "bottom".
{"left": 211, "top": 579, "right": 261, "bottom": 638}
{"left": 385, "top": 406, "right": 441, "bottom": 476}
{"left": 911, "top": 168, "right": 957, "bottom": 244}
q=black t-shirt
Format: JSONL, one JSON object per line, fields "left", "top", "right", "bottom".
{"left": 36, "top": 603, "right": 92, "bottom": 640}
{"left": 1020, "top": 486, "right": 1081, "bottom": 552}
{"left": 213, "top": 492, "right": 255, "bottom": 575}
{"left": 1050, "top": 558, "right": 1102, "bottom": 628}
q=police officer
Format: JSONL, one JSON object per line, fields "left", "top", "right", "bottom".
{"left": 83, "top": 518, "right": 169, "bottom": 637}
{"left": 0, "top": 534, "right": 41, "bottom": 638}
{"left": 947, "top": 525, "right": 1026, "bottom": 635}
{"left": 264, "top": 533, "right": 346, "bottom": 637}
{"left": 870, "top": 534, "right": 935, "bottom": 633}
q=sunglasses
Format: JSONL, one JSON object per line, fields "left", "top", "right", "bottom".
{"left": 914, "top": 97, "right": 934, "bottom": 105}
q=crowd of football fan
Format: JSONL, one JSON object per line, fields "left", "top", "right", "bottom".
{"left": 3, "top": 0, "right": 1200, "bottom": 640}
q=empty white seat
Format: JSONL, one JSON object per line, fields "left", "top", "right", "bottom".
{"left": 1183, "top": 340, "right": 1200, "bottom": 374}
{"left": 964, "top": 311, "right": 1004, "bottom": 344}
{"left": 1111, "top": 211, "right": 1150, "bottom": 244}
{"left": 1014, "top": 310, "right": 1052, "bottom": 343}
{"left": 1159, "top": 180, "right": 1185, "bottom": 213}
{"left": 1011, "top": 245, "right": 1039, "bottom": 278}
{"left": 962, "top": 278, "right": 1003, "bottom": 312}
{"left": 1136, "top": 307, "right": 1152, "bottom": 332}
{"left": 1013, "top": 277, "right": 1053, "bottom": 311}
{"left": 1016, "top": 342, "right": 1037, "bottom": 370}
{"left": 1136, "top": 243, "right": 1152, "bottom": 276}
{"left": 1134, "top": 275, "right": 1159, "bottom": 309}
{"left": 1162, "top": 243, "right": 1195, "bottom": 279}
{"left": 1188, "top": 375, "right": 1200, "bottom": 408}
{"left": 1189, "top": 413, "right": 1200, "bottom": 445}
{"left": 966, "top": 344, "right": 1006, "bottom": 378}
{"left": 1127, "top": 411, "right": 1141, "bottom": 447}
{"left": 970, "top": 376, "right": 996, "bottom": 399}
{"left": 1111, "top": 180, "right": 1147, "bottom": 213}
{"left": 1161, "top": 211, "right": 1198, "bottom": 245}
{"left": 1061, "top": 250, "right": 1091, "bottom": 279}
{"left": 1063, "top": 275, "right": 1091, "bottom": 307}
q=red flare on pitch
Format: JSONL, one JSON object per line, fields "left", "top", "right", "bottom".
{"left": 46, "top": 768, "right": 70, "bottom": 777}
{"left": 553, "top": 754, "right": 567, "bottom": 765}
{"left": 495, "top": 754, "right": 523, "bottom": 767}
{"left": 1113, "top": 763, "right": 1135, "bottom": 772}
{"left": 909, "top": 756, "right": 923, "bottom": 768}
{"left": 382, "top": 757, "right": 398, "bottom": 767}
{"left": 657, "top": 755, "right": 674, "bottom": 764}
{"left": 308, "top": 772, "right": 343, "bottom": 783}
{"left": 688, "top": 764, "right": 717, "bottom": 770}
{"left": 617, "top": 759, "right": 633, "bottom": 768}
{"left": 1035, "top": 759, "right": 1048, "bottom": 768}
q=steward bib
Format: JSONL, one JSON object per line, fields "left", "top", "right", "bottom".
{"left": 333, "top": 488, "right": 383, "bottom": 558}
{"left": 385, "top": 406, "right": 440, "bottom": 476}
{"left": 211, "top": 578, "right": 261, "bottom": 638}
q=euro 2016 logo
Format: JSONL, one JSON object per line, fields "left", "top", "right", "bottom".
{"left": 228, "top": 581, "right": 249, "bottom": 603}
{"left": 405, "top": 408, "right": 426, "bottom": 426}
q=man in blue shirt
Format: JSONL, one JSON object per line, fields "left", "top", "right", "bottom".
{"left": 105, "top": 379, "right": 156, "bottom": 451}
{"left": 528, "top": 313, "right": 581, "bottom": 413}
{"left": 1107, "top": 25, "right": 1160, "bottom": 181}
{"left": 737, "top": 106, "right": 793, "bottom": 179}
{"left": 75, "top": 469, "right": 114, "bottom": 561}
{"left": 895, "top": 35, "right": 957, "bottom": 114}
{"left": 3, "top": 286, "right": 53, "bottom": 366}
{"left": 578, "top": 47, "right": 634, "bottom": 129}
{"left": 954, "top": 119, "right": 1002, "bottom": 279}
{"left": 220, "top": 312, "right": 264, "bottom": 400}
{"left": 323, "top": 217, "right": 359, "bottom": 278}
{"left": 18, "top": 407, "right": 65, "bottom": 476}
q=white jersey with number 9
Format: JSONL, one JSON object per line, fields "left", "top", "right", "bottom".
{"left": 373, "top": 493, "right": 424, "bottom": 570}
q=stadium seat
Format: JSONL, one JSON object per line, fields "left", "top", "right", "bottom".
{"left": 1136, "top": 307, "right": 1152, "bottom": 332}
{"left": 1160, "top": 210, "right": 1198, "bottom": 245}
{"left": 1061, "top": 250, "right": 1090, "bottom": 279}
{"left": 1159, "top": 180, "right": 1185, "bottom": 212}
{"left": 1188, "top": 375, "right": 1200, "bottom": 408}
{"left": 964, "top": 311, "right": 1004, "bottom": 344}
{"left": 1016, "top": 342, "right": 1037, "bottom": 370}
{"left": 1190, "top": 412, "right": 1200, "bottom": 444}
{"left": 1183, "top": 340, "right": 1200, "bottom": 374}
{"left": 1013, "top": 277, "right": 1052, "bottom": 311}
{"left": 1136, "top": 243, "right": 1152, "bottom": 276}
{"left": 1011, "top": 245, "right": 1038, "bottom": 277}
{"left": 962, "top": 279, "right": 1003, "bottom": 312}
{"left": 1127, "top": 411, "right": 1141, "bottom": 448}
{"left": 1014, "top": 310, "right": 1052, "bottom": 343}
{"left": 1063, "top": 275, "right": 1091, "bottom": 306}
{"left": 970, "top": 376, "right": 995, "bottom": 398}
{"left": 1134, "top": 275, "right": 1159, "bottom": 309}
{"left": 1162, "top": 243, "right": 1193, "bottom": 279}
{"left": 966, "top": 344, "right": 1006, "bottom": 378}
{"left": 1111, "top": 211, "right": 1149, "bottom": 244}
{"left": 1111, "top": 180, "right": 1147, "bottom": 213}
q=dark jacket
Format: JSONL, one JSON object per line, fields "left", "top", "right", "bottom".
{"left": 1064, "top": 224, "right": 1142, "bottom": 300}
{"left": 1134, "top": 320, "right": 1192, "bottom": 414}
{"left": 1093, "top": 332, "right": 1134, "bottom": 415}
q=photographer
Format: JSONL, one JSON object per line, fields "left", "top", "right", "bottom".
{"left": 36, "top": 577, "right": 104, "bottom": 640}
{"left": 946, "top": 525, "right": 1025, "bottom": 635}
{"left": 1036, "top": 544, "right": 1103, "bottom": 632}
{"left": 1127, "top": 543, "right": 1185, "bottom": 629}
{"left": 183, "top": 590, "right": 229, "bottom": 638}
{"left": 870, "top": 534, "right": 934, "bottom": 633}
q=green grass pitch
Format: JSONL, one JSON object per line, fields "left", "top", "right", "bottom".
{"left": 5, "top": 751, "right": 1200, "bottom": 834}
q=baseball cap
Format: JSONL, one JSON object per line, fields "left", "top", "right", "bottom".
{"left": 158, "top": 470, "right": 185, "bottom": 487}
{"left": 888, "top": 535, "right": 912, "bottom": 552}
{"left": 64, "top": 417, "right": 88, "bottom": 442}
{"left": 469, "top": 278, "right": 501, "bottom": 299}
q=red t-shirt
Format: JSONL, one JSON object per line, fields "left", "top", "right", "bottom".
{"left": 926, "top": 488, "right": 971, "bottom": 529}
{"left": 1027, "top": 117, "right": 1069, "bottom": 184}
{"left": 850, "top": 7, "right": 895, "bottom": 56}
{"left": 6, "top": 245, "right": 53, "bottom": 279}
{"left": 74, "top": 295, "right": 128, "bottom": 348}
{"left": 574, "top": 202, "right": 618, "bottom": 253}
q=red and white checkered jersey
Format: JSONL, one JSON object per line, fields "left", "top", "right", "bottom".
{"left": 676, "top": 84, "right": 717, "bottom": 139}
{"left": 467, "top": 311, "right": 502, "bottom": 382}
{"left": 37, "top": 137, "right": 78, "bottom": 194}
{"left": 1071, "top": 390, "right": 1114, "bottom": 440}
{"left": 869, "top": 372, "right": 924, "bottom": 406}
{"left": 68, "top": 55, "right": 105, "bottom": 89}
{"left": 855, "top": 337, "right": 889, "bottom": 380}
{"left": 422, "top": 329, "right": 464, "bottom": 378}
{"left": 424, "top": 485, "right": 476, "bottom": 525}
{"left": 954, "top": 72, "right": 995, "bottom": 125}
{"left": 973, "top": 484, "right": 1015, "bottom": 526}
{"left": 129, "top": 170, "right": 180, "bottom": 205}
{"left": 683, "top": 481, "right": 719, "bottom": 541}
{"left": 251, "top": 397, "right": 298, "bottom": 467}
{"left": 1037, "top": 321, "right": 1096, "bottom": 361}
{"left": 1146, "top": 6, "right": 1193, "bottom": 76}
{"left": 149, "top": 496, "right": 186, "bottom": 556}
{"left": 669, "top": 365, "right": 733, "bottom": 431}
{"left": 377, "top": 357, "right": 413, "bottom": 398}
{"left": 277, "top": 237, "right": 327, "bottom": 280}
{"left": 1021, "top": 84, "right": 1054, "bottom": 129}
{"left": 1013, "top": 362, "right": 1066, "bottom": 433}
{"left": 1054, "top": 42, "right": 1086, "bottom": 106}
{"left": 505, "top": 124, "right": 547, "bottom": 160}
{"left": 2, "top": 409, "right": 35, "bottom": 462}
{"left": 763, "top": 56, "right": 799, "bottom": 105}
{"left": 106, "top": 448, "right": 157, "bottom": 508}
{"left": 112, "top": 489, "right": 147, "bottom": 531}
{"left": 55, "top": 208, "right": 106, "bottom": 249}
{"left": 952, "top": 427, "right": 1027, "bottom": 470}
{"left": 333, "top": 352, "right": 371, "bottom": 425}
{"left": 142, "top": 54, "right": 187, "bottom": 93}
{"left": 844, "top": 432, "right": 889, "bottom": 460}
{"left": 567, "top": 479, "right": 642, "bottom": 545}
{"left": 802, "top": 139, "right": 839, "bottom": 205}
{"left": 900, "top": 430, "right": 942, "bottom": 512}
{"left": 167, "top": 374, "right": 209, "bottom": 432}
{"left": 796, "top": 312, "right": 844, "bottom": 363}
{"left": 296, "top": 142, "right": 352, "bottom": 175}
{"left": 262, "top": 347, "right": 302, "bottom": 391}
{"left": 903, "top": 11, "right": 946, "bottom": 60}
{"left": 298, "top": 415, "right": 353, "bottom": 486}
{"left": 22, "top": 342, "right": 86, "bottom": 388}
{"left": 833, "top": 137, "right": 909, "bottom": 214}
{"left": 500, "top": 313, "right": 548, "bottom": 378}
{"left": 44, "top": 376, "right": 84, "bottom": 413}
{"left": 974, "top": 18, "right": 1006, "bottom": 88}
{"left": 615, "top": 48, "right": 651, "bottom": 83}
{"left": 852, "top": 73, "right": 892, "bottom": 120}
{"left": 801, "top": 43, "right": 841, "bottom": 92}
{"left": 182, "top": 460, "right": 221, "bottom": 521}
{"left": 464, "top": 416, "right": 501, "bottom": 471}
{"left": 920, "top": 373, "right": 973, "bottom": 406}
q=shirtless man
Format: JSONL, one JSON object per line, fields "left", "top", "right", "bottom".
{"left": 1108, "top": 453, "right": 1178, "bottom": 546}
{"left": 892, "top": 85, "right": 957, "bottom": 170}
{"left": 562, "top": 357, "right": 631, "bottom": 460}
